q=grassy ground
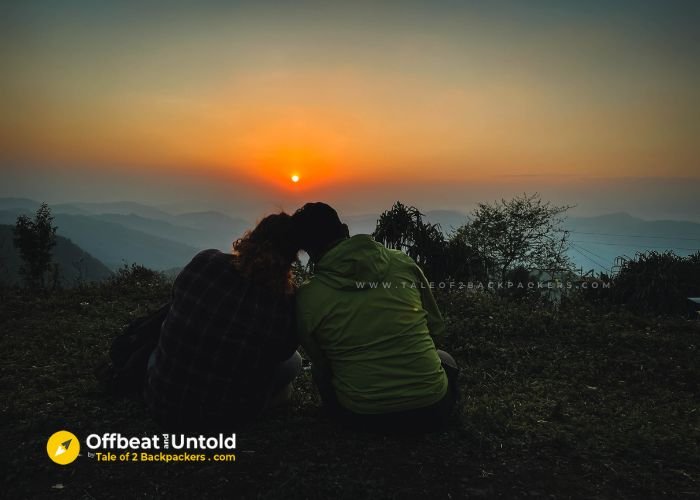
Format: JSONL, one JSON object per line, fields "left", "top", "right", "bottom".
{"left": 1, "top": 281, "right": 698, "bottom": 499}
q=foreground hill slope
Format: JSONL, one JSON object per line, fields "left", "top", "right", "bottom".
{"left": 0, "top": 210, "right": 201, "bottom": 270}
{"left": 1, "top": 281, "right": 697, "bottom": 498}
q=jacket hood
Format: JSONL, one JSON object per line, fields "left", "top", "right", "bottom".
{"left": 314, "top": 234, "right": 390, "bottom": 289}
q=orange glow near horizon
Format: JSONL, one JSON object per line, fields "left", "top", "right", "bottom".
{"left": 1, "top": 2, "right": 699, "bottom": 192}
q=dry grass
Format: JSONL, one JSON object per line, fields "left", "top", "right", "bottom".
{"left": 1, "top": 283, "right": 698, "bottom": 499}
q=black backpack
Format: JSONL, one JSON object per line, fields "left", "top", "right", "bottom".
{"left": 95, "top": 302, "right": 171, "bottom": 396}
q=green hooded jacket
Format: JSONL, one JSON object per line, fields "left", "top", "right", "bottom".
{"left": 296, "top": 234, "right": 448, "bottom": 414}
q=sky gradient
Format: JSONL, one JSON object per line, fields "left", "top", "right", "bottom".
{"left": 1, "top": 1, "right": 699, "bottom": 216}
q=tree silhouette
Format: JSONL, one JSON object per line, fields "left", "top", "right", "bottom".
{"left": 372, "top": 201, "right": 446, "bottom": 279}
{"left": 13, "top": 203, "right": 58, "bottom": 288}
{"left": 443, "top": 233, "right": 489, "bottom": 282}
{"left": 456, "top": 193, "right": 572, "bottom": 281}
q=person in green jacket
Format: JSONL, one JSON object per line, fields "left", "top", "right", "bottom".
{"left": 292, "top": 202, "right": 458, "bottom": 432}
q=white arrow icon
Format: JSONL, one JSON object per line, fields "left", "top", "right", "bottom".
{"left": 54, "top": 439, "right": 72, "bottom": 457}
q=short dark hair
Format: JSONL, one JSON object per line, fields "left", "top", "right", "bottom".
{"left": 292, "top": 202, "right": 348, "bottom": 261}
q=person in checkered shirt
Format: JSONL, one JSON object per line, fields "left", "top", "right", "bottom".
{"left": 144, "top": 213, "right": 302, "bottom": 431}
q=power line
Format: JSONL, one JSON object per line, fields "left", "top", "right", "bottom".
{"left": 571, "top": 243, "right": 613, "bottom": 272}
{"left": 572, "top": 240, "right": 700, "bottom": 252}
{"left": 569, "top": 230, "right": 700, "bottom": 242}
{"left": 569, "top": 243, "right": 611, "bottom": 273}
{"left": 571, "top": 241, "right": 610, "bottom": 263}
{"left": 570, "top": 246, "right": 607, "bottom": 273}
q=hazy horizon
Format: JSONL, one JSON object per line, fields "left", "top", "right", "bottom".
{"left": 2, "top": 165, "right": 700, "bottom": 222}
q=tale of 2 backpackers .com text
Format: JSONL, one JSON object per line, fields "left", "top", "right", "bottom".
{"left": 92, "top": 451, "right": 236, "bottom": 462}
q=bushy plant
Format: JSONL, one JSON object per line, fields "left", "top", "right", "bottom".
{"left": 372, "top": 201, "right": 488, "bottom": 283}
{"left": 108, "top": 263, "right": 169, "bottom": 289}
{"left": 443, "top": 234, "right": 488, "bottom": 282}
{"left": 612, "top": 251, "right": 700, "bottom": 315}
{"left": 373, "top": 201, "right": 447, "bottom": 280}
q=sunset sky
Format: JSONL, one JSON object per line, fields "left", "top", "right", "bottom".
{"left": 1, "top": 1, "right": 698, "bottom": 217}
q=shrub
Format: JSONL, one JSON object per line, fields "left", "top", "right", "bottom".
{"left": 372, "top": 201, "right": 447, "bottom": 280}
{"left": 108, "top": 263, "right": 169, "bottom": 289}
{"left": 612, "top": 251, "right": 700, "bottom": 315}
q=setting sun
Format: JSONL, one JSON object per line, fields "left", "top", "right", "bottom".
{"left": 291, "top": 174, "right": 300, "bottom": 183}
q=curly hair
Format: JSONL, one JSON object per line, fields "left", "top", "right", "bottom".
{"left": 232, "top": 213, "right": 299, "bottom": 295}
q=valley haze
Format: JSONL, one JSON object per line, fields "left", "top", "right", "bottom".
{"left": 1, "top": 196, "right": 698, "bottom": 283}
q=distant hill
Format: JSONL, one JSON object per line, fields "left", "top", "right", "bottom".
{"left": 53, "top": 201, "right": 176, "bottom": 221}
{"left": 173, "top": 211, "right": 249, "bottom": 248}
{"left": 0, "top": 198, "right": 41, "bottom": 212}
{"left": 0, "top": 198, "right": 255, "bottom": 270}
{"left": 0, "top": 198, "right": 250, "bottom": 253}
{"left": 175, "top": 211, "right": 248, "bottom": 232}
{"left": 87, "top": 212, "right": 246, "bottom": 250}
{"left": 53, "top": 201, "right": 250, "bottom": 238}
{"left": 4, "top": 198, "right": 697, "bottom": 276}
{"left": 0, "top": 199, "right": 174, "bottom": 220}
{"left": 0, "top": 225, "right": 112, "bottom": 286}
{"left": 565, "top": 212, "right": 700, "bottom": 273}
{"left": 0, "top": 209, "right": 201, "bottom": 270}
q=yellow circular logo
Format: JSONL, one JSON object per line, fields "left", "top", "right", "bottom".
{"left": 47, "top": 430, "right": 80, "bottom": 465}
